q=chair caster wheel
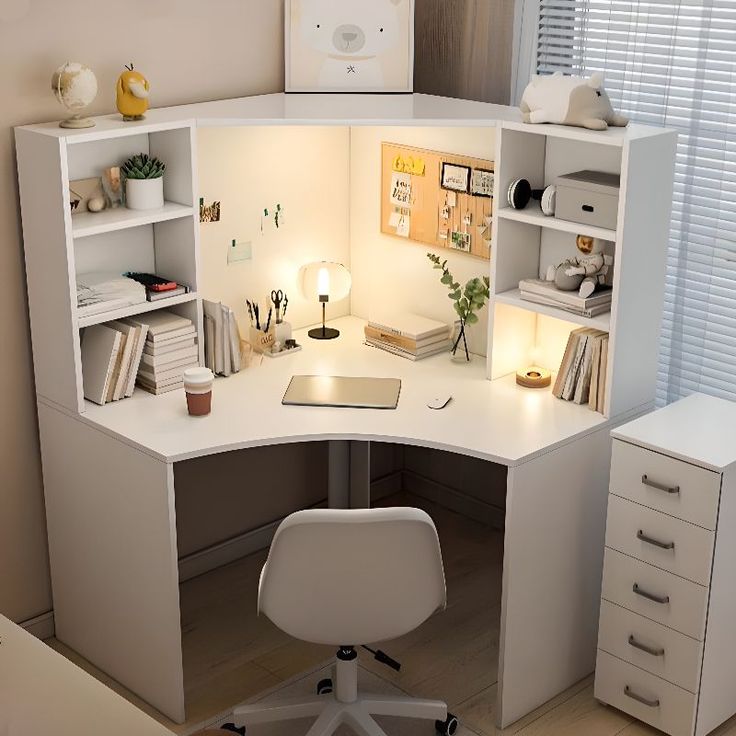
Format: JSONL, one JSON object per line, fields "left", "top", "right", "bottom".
{"left": 317, "top": 678, "right": 333, "bottom": 695}
{"left": 435, "top": 714, "right": 458, "bottom": 736}
{"left": 220, "top": 724, "right": 246, "bottom": 735}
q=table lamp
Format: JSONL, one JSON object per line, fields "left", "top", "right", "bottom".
{"left": 300, "top": 261, "right": 352, "bottom": 340}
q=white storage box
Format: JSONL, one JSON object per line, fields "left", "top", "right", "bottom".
{"left": 555, "top": 170, "right": 620, "bottom": 230}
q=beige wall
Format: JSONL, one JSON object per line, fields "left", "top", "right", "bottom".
{"left": 0, "top": 0, "right": 284, "bottom": 623}
{"left": 0, "top": 0, "right": 513, "bottom": 624}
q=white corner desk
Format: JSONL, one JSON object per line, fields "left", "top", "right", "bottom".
{"left": 16, "top": 93, "right": 676, "bottom": 728}
{"left": 40, "top": 317, "right": 632, "bottom": 726}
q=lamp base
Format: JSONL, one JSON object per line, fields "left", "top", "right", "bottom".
{"left": 308, "top": 326, "right": 340, "bottom": 340}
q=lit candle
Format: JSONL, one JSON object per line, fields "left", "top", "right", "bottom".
{"left": 317, "top": 266, "right": 330, "bottom": 299}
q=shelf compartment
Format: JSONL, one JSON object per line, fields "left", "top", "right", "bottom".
{"left": 498, "top": 202, "right": 617, "bottom": 241}
{"left": 77, "top": 292, "right": 198, "bottom": 328}
{"left": 495, "top": 288, "right": 611, "bottom": 332}
{"left": 72, "top": 202, "right": 195, "bottom": 238}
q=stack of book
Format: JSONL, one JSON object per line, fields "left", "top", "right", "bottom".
{"left": 364, "top": 314, "right": 451, "bottom": 361}
{"left": 80, "top": 320, "right": 149, "bottom": 405}
{"left": 126, "top": 311, "right": 199, "bottom": 395}
{"left": 519, "top": 278, "right": 612, "bottom": 318}
{"left": 553, "top": 327, "right": 609, "bottom": 414}
{"left": 203, "top": 300, "right": 241, "bottom": 376}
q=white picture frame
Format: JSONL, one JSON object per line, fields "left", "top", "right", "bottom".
{"left": 285, "top": 0, "right": 415, "bottom": 94}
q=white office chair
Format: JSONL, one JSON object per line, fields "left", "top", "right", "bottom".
{"left": 231, "top": 507, "right": 457, "bottom": 736}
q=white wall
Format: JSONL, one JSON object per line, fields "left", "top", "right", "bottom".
{"left": 350, "top": 126, "right": 496, "bottom": 356}
{"left": 197, "top": 126, "right": 351, "bottom": 336}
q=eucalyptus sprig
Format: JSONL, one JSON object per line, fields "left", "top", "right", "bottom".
{"left": 427, "top": 252, "right": 491, "bottom": 360}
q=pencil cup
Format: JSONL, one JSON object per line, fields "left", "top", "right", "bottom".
{"left": 184, "top": 367, "right": 214, "bottom": 417}
{"left": 274, "top": 320, "right": 292, "bottom": 345}
{"left": 249, "top": 326, "right": 275, "bottom": 354}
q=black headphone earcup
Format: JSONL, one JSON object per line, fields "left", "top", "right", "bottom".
{"left": 507, "top": 178, "right": 532, "bottom": 209}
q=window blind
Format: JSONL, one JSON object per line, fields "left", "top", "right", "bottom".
{"left": 536, "top": 0, "right": 736, "bottom": 404}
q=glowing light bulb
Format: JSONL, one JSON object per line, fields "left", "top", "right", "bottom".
{"left": 317, "top": 267, "right": 330, "bottom": 299}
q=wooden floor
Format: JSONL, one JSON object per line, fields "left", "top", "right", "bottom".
{"left": 49, "top": 492, "right": 736, "bottom": 736}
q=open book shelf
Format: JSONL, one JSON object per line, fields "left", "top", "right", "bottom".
{"left": 487, "top": 122, "right": 676, "bottom": 419}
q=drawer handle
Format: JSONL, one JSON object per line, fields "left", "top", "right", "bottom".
{"left": 628, "top": 635, "right": 665, "bottom": 657}
{"left": 633, "top": 583, "right": 670, "bottom": 605}
{"left": 624, "top": 685, "right": 660, "bottom": 708}
{"left": 642, "top": 474, "right": 680, "bottom": 495}
{"left": 637, "top": 530, "right": 676, "bottom": 550}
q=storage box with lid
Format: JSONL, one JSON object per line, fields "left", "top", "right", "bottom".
{"left": 554, "top": 170, "right": 620, "bottom": 230}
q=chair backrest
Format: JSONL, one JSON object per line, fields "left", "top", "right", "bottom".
{"left": 258, "top": 507, "right": 446, "bottom": 646}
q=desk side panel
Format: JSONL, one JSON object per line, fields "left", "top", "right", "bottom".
{"left": 15, "top": 130, "right": 83, "bottom": 413}
{"left": 37, "top": 403, "right": 185, "bottom": 723}
{"left": 497, "top": 424, "right": 613, "bottom": 727}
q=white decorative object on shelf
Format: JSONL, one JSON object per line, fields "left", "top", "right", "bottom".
{"left": 51, "top": 62, "right": 98, "bottom": 129}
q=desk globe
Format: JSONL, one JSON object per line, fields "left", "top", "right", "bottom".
{"left": 51, "top": 62, "right": 98, "bottom": 129}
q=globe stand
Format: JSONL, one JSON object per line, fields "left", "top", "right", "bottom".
{"left": 59, "top": 113, "right": 95, "bottom": 129}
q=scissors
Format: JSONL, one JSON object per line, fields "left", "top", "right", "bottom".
{"left": 271, "top": 290, "right": 285, "bottom": 324}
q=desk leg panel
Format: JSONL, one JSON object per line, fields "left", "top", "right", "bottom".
{"left": 37, "top": 404, "right": 185, "bottom": 723}
{"left": 496, "top": 427, "right": 612, "bottom": 728}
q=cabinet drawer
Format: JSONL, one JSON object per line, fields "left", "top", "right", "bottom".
{"left": 605, "top": 494, "right": 715, "bottom": 586}
{"left": 595, "top": 650, "right": 697, "bottom": 736}
{"left": 601, "top": 548, "right": 709, "bottom": 640}
{"left": 610, "top": 440, "right": 721, "bottom": 530}
{"left": 598, "top": 600, "right": 703, "bottom": 693}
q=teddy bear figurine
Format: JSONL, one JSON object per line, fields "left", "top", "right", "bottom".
{"left": 520, "top": 72, "right": 629, "bottom": 131}
{"left": 545, "top": 235, "right": 614, "bottom": 298}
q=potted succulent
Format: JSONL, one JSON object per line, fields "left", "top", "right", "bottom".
{"left": 427, "top": 253, "right": 490, "bottom": 362}
{"left": 121, "top": 153, "right": 166, "bottom": 210}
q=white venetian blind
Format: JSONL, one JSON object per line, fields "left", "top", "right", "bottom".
{"left": 536, "top": 0, "right": 736, "bottom": 404}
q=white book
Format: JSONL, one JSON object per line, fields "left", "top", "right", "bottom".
{"left": 203, "top": 300, "right": 225, "bottom": 375}
{"left": 366, "top": 338, "right": 450, "bottom": 361}
{"left": 519, "top": 291, "right": 611, "bottom": 318}
{"left": 142, "top": 335, "right": 195, "bottom": 355}
{"left": 562, "top": 333, "right": 590, "bottom": 401}
{"left": 120, "top": 323, "right": 149, "bottom": 398}
{"left": 589, "top": 337, "right": 602, "bottom": 412}
{"left": 204, "top": 315, "right": 216, "bottom": 373}
{"left": 140, "top": 345, "right": 199, "bottom": 369}
{"left": 220, "top": 303, "right": 232, "bottom": 378}
{"left": 81, "top": 325, "right": 122, "bottom": 405}
{"left": 138, "top": 358, "right": 198, "bottom": 384}
{"left": 107, "top": 321, "right": 137, "bottom": 401}
{"left": 574, "top": 337, "right": 596, "bottom": 404}
{"left": 367, "top": 312, "right": 450, "bottom": 341}
{"left": 147, "top": 325, "right": 196, "bottom": 344}
{"left": 127, "top": 310, "right": 192, "bottom": 337}
{"left": 228, "top": 307, "right": 241, "bottom": 373}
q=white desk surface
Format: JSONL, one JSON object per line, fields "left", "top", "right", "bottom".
{"left": 611, "top": 393, "right": 736, "bottom": 472}
{"left": 0, "top": 615, "right": 173, "bottom": 736}
{"left": 74, "top": 317, "right": 610, "bottom": 467}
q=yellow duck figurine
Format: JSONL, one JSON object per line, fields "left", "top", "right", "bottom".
{"left": 116, "top": 63, "right": 150, "bottom": 121}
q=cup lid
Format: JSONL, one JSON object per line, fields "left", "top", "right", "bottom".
{"left": 183, "top": 367, "right": 214, "bottom": 385}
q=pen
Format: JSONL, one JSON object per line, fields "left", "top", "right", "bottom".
{"left": 254, "top": 303, "right": 261, "bottom": 330}
{"left": 246, "top": 300, "right": 254, "bottom": 326}
{"left": 265, "top": 307, "right": 273, "bottom": 334}
{"left": 282, "top": 294, "right": 289, "bottom": 318}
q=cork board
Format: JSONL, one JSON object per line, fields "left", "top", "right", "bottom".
{"left": 381, "top": 142, "right": 494, "bottom": 261}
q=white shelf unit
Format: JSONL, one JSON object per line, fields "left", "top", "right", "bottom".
{"left": 15, "top": 121, "right": 202, "bottom": 414}
{"left": 488, "top": 122, "right": 677, "bottom": 419}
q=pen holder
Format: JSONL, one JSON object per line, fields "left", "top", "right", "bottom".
{"left": 274, "top": 320, "right": 292, "bottom": 344}
{"left": 249, "top": 325, "right": 275, "bottom": 354}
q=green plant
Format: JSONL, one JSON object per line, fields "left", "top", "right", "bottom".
{"left": 427, "top": 252, "right": 490, "bottom": 361}
{"left": 121, "top": 153, "right": 166, "bottom": 180}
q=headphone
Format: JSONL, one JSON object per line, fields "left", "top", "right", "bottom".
{"left": 507, "top": 179, "right": 556, "bottom": 216}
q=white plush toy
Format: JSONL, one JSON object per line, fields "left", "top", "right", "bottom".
{"left": 299, "top": 0, "right": 405, "bottom": 89}
{"left": 520, "top": 72, "right": 629, "bottom": 131}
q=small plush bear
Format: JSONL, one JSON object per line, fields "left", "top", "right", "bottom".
{"left": 520, "top": 72, "right": 628, "bottom": 131}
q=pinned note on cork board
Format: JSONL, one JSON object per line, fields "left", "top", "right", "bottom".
{"left": 381, "top": 142, "right": 494, "bottom": 261}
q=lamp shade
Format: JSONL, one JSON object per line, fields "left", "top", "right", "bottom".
{"left": 300, "top": 261, "right": 352, "bottom": 302}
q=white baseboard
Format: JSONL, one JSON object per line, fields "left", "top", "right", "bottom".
{"left": 20, "top": 611, "right": 55, "bottom": 640}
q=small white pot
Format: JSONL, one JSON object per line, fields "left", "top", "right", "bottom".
{"left": 125, "top": 177, "right": 164, "bottom": 211}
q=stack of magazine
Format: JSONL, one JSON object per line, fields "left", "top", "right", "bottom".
{"left": 364, "top": 314, "right": 451, "bottom": 361}
{"left": 519, "top": 278, "right": 612, "bottom": 318}
{"left": 553, "top": 327, "right": 609, "bottom": 414}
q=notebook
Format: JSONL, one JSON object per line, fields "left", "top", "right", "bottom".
{"left": 282, "top": 376, "right": 401, "bottom": 410}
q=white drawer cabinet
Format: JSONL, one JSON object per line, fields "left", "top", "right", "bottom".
{"left": 596, "top": 395, "right": 736, "bottom": 736}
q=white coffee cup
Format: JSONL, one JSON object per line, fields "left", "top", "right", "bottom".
{"left": 183, "top": 367, "right": 214, "bottom": 416}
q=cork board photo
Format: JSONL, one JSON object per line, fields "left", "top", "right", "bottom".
{"left": 381, "top": 142, "right": 494, "bottom": 260}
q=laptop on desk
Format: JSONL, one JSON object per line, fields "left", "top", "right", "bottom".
{"left": 282, "top": 375, "right": 401, "bottom": 410}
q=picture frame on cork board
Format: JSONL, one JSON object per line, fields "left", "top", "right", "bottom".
{"left": 381, "top": 142, "right": 494, "bottom": 261}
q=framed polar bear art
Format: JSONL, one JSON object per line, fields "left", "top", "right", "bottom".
{"left": 285, "top": 0, "right": 415, "bottom": 93}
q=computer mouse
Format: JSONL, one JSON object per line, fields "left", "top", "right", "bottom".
{"left": 427, "top": 395, "right": 453, "bottom": 410}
